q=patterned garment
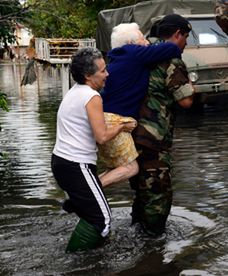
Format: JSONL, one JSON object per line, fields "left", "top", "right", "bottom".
{"left": 131, "top": 51, "right": 194, "bottom": 235}
{"left": 215, "top": 0, "right": 228, "bottom": 34}
{"left": 130, "top": 146, "right": 173, "bottom": 236}
{"left": 135, "top": 57, "right": 193, "bottom": 150}
{"left": 98, "top": 112, "right": 138, "bottom": 168}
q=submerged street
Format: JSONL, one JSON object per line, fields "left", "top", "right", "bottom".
{"left": 0, "top": 63, "right": 228, "bottom": 276}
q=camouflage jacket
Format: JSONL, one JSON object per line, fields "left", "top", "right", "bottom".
{"left": 134, "top": 51, "right": 193, "bottom": 151}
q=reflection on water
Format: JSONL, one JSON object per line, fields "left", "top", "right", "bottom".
{"left": 0, "top": 63, "right": 62, "bottom": 206}
{"left": 0, "top": 63, "right": 228, "bottom": 275}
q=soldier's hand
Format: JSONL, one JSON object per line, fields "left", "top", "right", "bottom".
{"left": 122, "top": 121, "right": 137, "bottom": 133}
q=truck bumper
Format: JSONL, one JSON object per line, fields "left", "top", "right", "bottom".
{"left": 194, "top": 82, "right": 228, "bottom": 94}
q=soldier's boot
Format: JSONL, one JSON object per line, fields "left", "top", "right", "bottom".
{"left": 141, "top": 214, "right": 168, "bottom": 237}
{"left": 65, "top": 218, "right": 104, "bottom": 252}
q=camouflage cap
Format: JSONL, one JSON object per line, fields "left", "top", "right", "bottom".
{"left": 159, "top": 14, "right": 192, "bottom": 33}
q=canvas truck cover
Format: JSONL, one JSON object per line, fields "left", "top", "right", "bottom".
{"left": 96, "top": 0, "right": 215, "bottom": 52}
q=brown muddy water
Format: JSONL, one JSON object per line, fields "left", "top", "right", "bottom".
{"left": 0, "top": 63, "right": 227, "bottom": 276}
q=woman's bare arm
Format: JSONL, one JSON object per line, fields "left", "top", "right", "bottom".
{"left": 86, "top": 95, "right": 136, "bottom": 145}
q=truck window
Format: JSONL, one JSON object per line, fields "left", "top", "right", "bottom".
{"left": 188, "top": 19, "right": 228, "bottom": 46}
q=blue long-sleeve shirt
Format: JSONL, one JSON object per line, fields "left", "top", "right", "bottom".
{"left": 101, "top": 43, "right": 181, "bottom": 119}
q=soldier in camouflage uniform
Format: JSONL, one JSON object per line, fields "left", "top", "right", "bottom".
{"left": 130, "top": 14, "right": 195, "bottom": 236}
{"left": 215, "top": 0, "right": 228, "bottom": 35}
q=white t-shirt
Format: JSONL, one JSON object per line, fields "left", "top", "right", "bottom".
{"left": 53, "top": 83, "right": 100, "bottom": 165}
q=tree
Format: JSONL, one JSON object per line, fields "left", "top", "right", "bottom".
{"left": 0, "top": 0, "right": 30, "bottom": 45}
{"left": 25, "top": 0, "right": 141, "bottom": 38}
{"left": 25, "top": 0, "right": 102, "bottom": 38}
{"left": 0, "top": 0, "right": 146, "bottom": 43}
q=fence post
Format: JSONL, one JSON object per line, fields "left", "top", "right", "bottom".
{"left": 61, "top": 64, "right": 70, "bottom": 97}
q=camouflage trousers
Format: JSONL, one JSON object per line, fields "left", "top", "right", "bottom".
{"left": 130, "top": 145, "right": 173, "bottom": 236}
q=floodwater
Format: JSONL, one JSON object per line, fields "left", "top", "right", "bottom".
{"left": 0, "top": 63, "right": 228, "bottom": 276}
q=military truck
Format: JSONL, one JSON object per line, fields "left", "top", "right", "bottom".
{"left": 96, "top": 0, "right": 228, "bottom": 105}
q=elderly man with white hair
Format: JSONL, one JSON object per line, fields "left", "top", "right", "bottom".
{"left": 98, "top": 22, "right": 182, "bottom": 188}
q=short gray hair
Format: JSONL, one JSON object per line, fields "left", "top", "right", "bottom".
{"left": 111, "top": 23, "right": 141, "bottom": 49}
{"left": 70, "top": 48, "right": 103, "bottom": 84}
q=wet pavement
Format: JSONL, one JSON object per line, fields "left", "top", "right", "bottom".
{"left": 0, "top": 63, "right": 228, "bottom": 276}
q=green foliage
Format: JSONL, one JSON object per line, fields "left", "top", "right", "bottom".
{"left": 26, "top": 0, "right": 98, "bottom": 38}
{"left": 0, "top": 0, "right": 30, "bottom": 45}
{"left": 0, "top": 150, "right": 8, "bottom": 159}
{"left": 0, "top": 91, "right": 9, "bottom": 159}
{"left": 0, "top": 0, "right": 144, "bottom": 42}
{"left": 0, "top": 92, "right": 9, "bottom": 112}
{"left": 25, "top": 0, "right": 140, "bottom": 38}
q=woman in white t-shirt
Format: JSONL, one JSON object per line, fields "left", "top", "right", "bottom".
{"left": 51, "top": 48, "right": 136, "bottom": 252}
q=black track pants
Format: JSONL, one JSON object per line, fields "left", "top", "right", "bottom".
{"left": 51, "top": 154, "right": 111, "bottom": 237}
